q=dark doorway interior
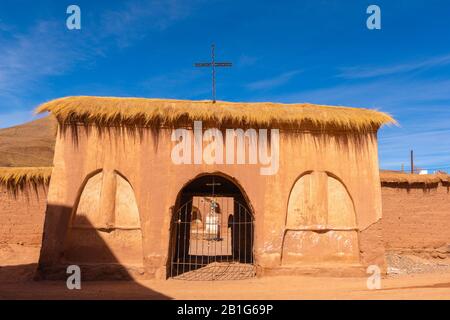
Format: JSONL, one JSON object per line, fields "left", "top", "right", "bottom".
{"left": 168, "top": 174, "right": 255, "bottom": 280}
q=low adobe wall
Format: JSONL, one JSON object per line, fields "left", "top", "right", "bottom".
{"left": 2, "top": 169, "right": 449, "bottom": 273}
{"left": 381, "top": 173, "right": 450, "bottom": 258}
{"left": 0, "top": 187, "right": 47, "bottom": 246}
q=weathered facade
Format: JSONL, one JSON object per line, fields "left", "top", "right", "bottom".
{"left": 35, "top": 96, "right": 394, "bottom": 279}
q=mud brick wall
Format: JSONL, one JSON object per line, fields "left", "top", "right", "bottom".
{"left": 0, "top": 187, "right": 47, "bottom": 246}
{"left": 381, "top": 183, "right": 450, "bottom": 257}
{"left": 1, "top": 180, "right": 449, "bottom": 259}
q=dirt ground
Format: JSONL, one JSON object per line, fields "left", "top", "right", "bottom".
{"left": 1, "top": 244, "right": 450, "bottom": 300}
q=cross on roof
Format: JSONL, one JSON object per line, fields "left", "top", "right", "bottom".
{"left": 194, "top": 44, "right": 232, "bottom": 103}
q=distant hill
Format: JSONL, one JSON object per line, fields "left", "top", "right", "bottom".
{"left": 0, "top": 116, "right": 57, "bottom": 167}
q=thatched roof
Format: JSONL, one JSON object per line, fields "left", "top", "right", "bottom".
{"left": 380, "top": 171, "right": 450, "bottom": 187}
{"left": 0, "top": 167, "right": 52, "bottom": 194}
{"left": 36, "top": 96, "right": 395, "bottom": 132}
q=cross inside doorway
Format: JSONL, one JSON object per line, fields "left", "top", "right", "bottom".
{"left": 194, "top": 44, "right": 232, "bottom": 103}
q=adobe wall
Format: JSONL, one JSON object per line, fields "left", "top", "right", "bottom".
{"left": 0, "top": 187, "right": 47, "bottom": 246}
{"left": 38, "top": 124, "right": 384, "bottom": 278}
{"left": 382, "top": 182, "right": 450, "bottom": 258}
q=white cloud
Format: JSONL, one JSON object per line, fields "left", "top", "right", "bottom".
{"left": 237, "top": 55, "right": 259, "bottom": 67}
{"left": 246, "top": 70, "right": 302, "bottom": 90}
{"left": 262, "top": 77, "right": 450, "bottom": 113}
{"left": 338, "top": 54, "right": 450, "bottom": 79}
{"left": 379, "top": 128, "right": 450, "bottom": 171}
{"left": 0, "top": 21, "right": 88, "bottom": 108}
{"left": 99, "top": 0, "right": 199, "bottom": 47}
{"left": 140, "top": 68, "right": 210, "bottom": 99}
{"left": 253, "top": 75, "right": 450, "bottom": 170}
{"left": 0, "top": 0, "right": 198, "bottom": 98}
{"left": 0, "top": 0, "right": 199, "bottom": 126}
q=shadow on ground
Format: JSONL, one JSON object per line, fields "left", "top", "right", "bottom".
{"left": 0, "top": 263, "right": 172, "bottom": 299}
{"left": 0, "top": 204, "right": 172, "bottom": 300}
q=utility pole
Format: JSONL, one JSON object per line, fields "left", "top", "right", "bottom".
{"left": 410, "top": 150, "right": 414, "bottom": 174}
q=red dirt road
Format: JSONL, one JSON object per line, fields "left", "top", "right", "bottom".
{"left": 1, "top": 245, "right": 450, "bottom": 300}
{"left": 1, "top": 270, "right": 450, "bottom": 300}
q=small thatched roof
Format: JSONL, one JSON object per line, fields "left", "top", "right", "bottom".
{"left": 380, "top": 171, "right": 450, "bottom": 187}
{"left": 0, "top": 167, "right": 52, "bottom": 194}
{"left": 36, "top": 96, "right": 395, "bottom": 132}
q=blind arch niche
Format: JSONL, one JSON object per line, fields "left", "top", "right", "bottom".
{"left": 282, "top": 171, "right": 359, "bottom": 264}
{"left": 63, "top": 170, "right": 143, "bottom": 265}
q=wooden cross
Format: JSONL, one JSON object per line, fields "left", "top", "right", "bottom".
{"left": 194, "top": 44, "right": 232, "bottom": 103}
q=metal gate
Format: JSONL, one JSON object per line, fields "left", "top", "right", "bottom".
{"left": 169, "top": 196, "right": 255, "bottom": 280}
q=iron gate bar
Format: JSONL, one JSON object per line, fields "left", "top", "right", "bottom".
{"left": 169, "top": 197, "right": 255, "bottom": 281}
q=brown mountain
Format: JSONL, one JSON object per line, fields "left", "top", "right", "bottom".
{"left": 0, "top": 116, "right": 57, "bottom": 167}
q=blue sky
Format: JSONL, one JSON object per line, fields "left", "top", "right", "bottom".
{"left": 0, "top": 0, "right": 450, "bottom": 170}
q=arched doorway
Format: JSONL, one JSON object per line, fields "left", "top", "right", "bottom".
{"left": 169, "top": 174, "right": 255, "bottom": 280}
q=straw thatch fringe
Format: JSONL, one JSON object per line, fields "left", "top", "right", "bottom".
{"left": 0, "top": 167, "right": 52, "bottom": 196}
{"left": 2, "top": 167, "right": 446, "bottom": 196}
{"left": 36, "top": 96, "right": 396, "bottom": 132}
{"left": 380, "top": 171, "right": 450, "bottom": 187}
